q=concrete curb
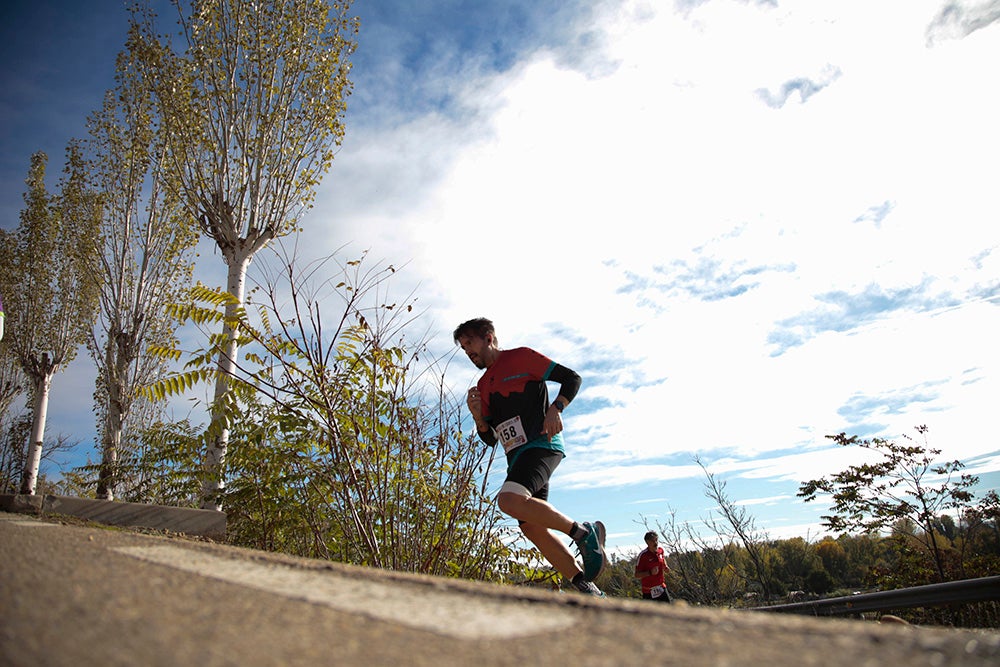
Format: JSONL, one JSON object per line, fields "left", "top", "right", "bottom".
{"left": 0, "top": 494, "right": 226, "bottom": 539}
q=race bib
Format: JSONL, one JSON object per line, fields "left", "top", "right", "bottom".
{"left": 651, "top": 585, "right": 665, "bottom": 598}
{"left": 496, "top": 415, "right": 527, "bottom": 453}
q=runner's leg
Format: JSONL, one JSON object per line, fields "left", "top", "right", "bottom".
{"left": 498, "top": 449, "right": 583, "bottom": 580}
{"left": 497, "top": 492, "right": 573, "bottom": 533}
{"left": 519, "top": 521, "right": 581, "bottom": 580}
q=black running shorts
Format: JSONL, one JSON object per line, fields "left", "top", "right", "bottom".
{"left": 502, "top": 446, "right": 563, "bottom": 502}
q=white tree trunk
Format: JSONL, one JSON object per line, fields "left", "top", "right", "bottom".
{"left": 96, "top": 330, "right": 132, "bottom": 501}
{"left": 96, "top": 389, "right": 123, "bottom": 501}
{"left": 20, "top": 367, "right": 53, "bottom": 495}
{"left": 199, "top": 253, "right": 251, "bottom": 511}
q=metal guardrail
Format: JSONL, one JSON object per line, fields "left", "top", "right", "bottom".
{"left": 751, "top": 576, "right": 1000, "bottom": 616}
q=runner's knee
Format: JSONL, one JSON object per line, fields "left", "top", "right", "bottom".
{"left": 497, "top": 490, "right": 528, "bottom": 516}
{"left": 497, "top": 482, "right": 531, "bottom": 517}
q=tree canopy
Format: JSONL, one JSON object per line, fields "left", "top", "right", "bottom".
{"left": 798, "top": 426, "right": 980, "bottom": 582}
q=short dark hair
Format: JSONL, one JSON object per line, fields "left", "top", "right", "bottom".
{"left": 453, "top": 317, "right": 495, "bottom": 344}
{"left": 644, "top": 531, "right": 658, "bottom": 541}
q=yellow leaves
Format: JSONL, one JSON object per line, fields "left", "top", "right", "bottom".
{"left": 190, "top": 281, "right": 241, "bottom": 307}
{"left": 147, "top": 343, "right": 183, "bottom": 363}
{"left": 165, "top": 283, "right": 246, "bottom": 327}
{"left": 168, "top": 302, "right": 221, "bottom": 326}
{"left": 142, "top": 368, "right": 217, "bottom": 401}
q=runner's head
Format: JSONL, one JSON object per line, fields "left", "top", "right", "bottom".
{"left": 454, "top": 317, "right": 498, "bottom": 369}
{"left": 453, "top": 317, "right": 495, "bottom": 343}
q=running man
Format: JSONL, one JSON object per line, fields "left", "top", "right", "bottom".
{"left": 634, "top": 531, "right": 672, "bottom": 602}
{"left": 454, "top": 317, "right": 607, "bottom": 596}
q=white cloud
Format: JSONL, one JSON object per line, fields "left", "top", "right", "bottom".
{"left": 926, "top": 0, "right": 1000, "bottom": 44}
{"left": 735, "top": 494, "right": 794, "bottom": 507}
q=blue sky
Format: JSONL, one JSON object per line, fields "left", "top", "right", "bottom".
{"left": 2, "top": 0, "right": 1000, "bottom": 558}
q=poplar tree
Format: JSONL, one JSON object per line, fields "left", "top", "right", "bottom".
{"left": 130, "top": 0, "right": 357, "bottom": 510}
{"left": 0, "top": 232, "right": 25, "bottom": 493}
{"left": 85, "top": 40, "right": 198, "bottom": 501}
{"left": 6, "top": 148, "right": 102, "bottom": 495}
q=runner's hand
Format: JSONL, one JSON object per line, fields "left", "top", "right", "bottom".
{"left": 542, "top": 405, "right": 563, "bottom": 441}
{"left": 467, "top": 388, "right": 485, "bottom": 422}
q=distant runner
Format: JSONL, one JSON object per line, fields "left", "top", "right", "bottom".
{"left": 454, "top": 317, "right": 607, "bottom": 597}
{"left": 635, "top": 531, "right": 672, "bottom": 602}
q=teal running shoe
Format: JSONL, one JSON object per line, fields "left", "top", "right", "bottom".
{"left": 576, "top": 520, "right": 607, "bottom": 581}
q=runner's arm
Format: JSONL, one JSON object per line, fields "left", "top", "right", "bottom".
{"left": 476, "top": 422, "right": 497, "bottom": 447}
{"left": 548, "top": 363, "right": 581, "bottom": 408}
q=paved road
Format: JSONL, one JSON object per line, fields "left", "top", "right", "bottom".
{"left": 2, "top": 512, "right": 998, "bottom": 666}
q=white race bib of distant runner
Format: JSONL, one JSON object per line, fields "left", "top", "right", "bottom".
{"left": 496, "top": 415, "right": 527, "bottom": 453}
{"left": 651, "top": 585, "right": 665, "bottom": 598}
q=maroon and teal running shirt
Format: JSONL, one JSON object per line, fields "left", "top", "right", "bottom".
{"left": 476, "top": 347, "right": 567, "bottom": 456}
